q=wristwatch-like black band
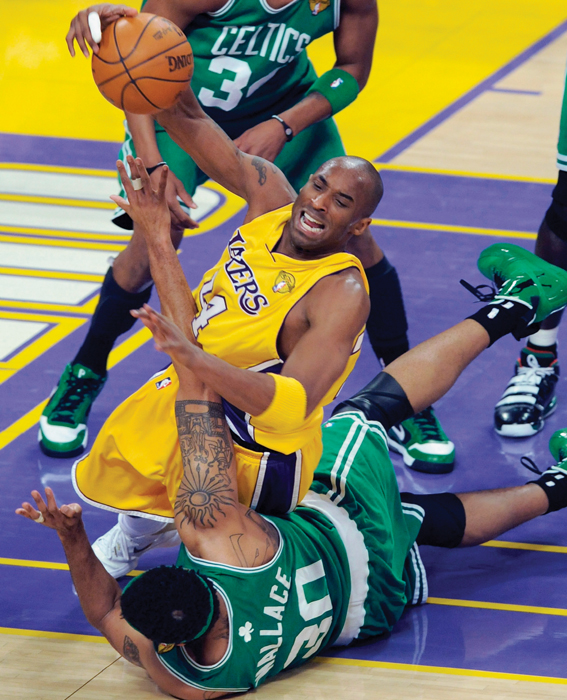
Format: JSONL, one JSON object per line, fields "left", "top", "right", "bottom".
{"left": 147, "top": 161, "right": 167, "bottom": 175}
{"left": 270, "top": 115, "right": 294, "bottom": 142}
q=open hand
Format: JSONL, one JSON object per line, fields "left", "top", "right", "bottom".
{"left": 66, "top": 4, "right": 137, "bottom": 58}
{"left": 132, "top": 303, "right": 197, "bottom": 365}
{"left": 111, "top": 156, "right": 173, "bottom": 242}
{"left": 16, "top": 487, "right": 83, "bottom": 534}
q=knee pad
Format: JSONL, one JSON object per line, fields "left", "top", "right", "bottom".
{"left": 332, "top": 371, "right": 413, "bottom": 431}
{"left": 401, "top": 492, "right": 465, "bottom": 548}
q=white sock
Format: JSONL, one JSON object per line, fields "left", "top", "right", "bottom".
{"left": 118, "top": 513, "right": 170, "bottom": 538}
{"left": 528, "top": 327, "right": 559, "bottom": 348}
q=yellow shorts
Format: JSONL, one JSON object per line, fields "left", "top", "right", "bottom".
{"left": 72, "top": 368, "right": 321, "bottom": 520}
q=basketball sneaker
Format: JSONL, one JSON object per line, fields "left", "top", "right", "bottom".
{"left": 523, "top": 429, "right": 567, "bottom": 513}
{"left": 477, "top": 244, "right": 567, "bottom": 336}
{"left": 494, "top": 346, "right": 559, "bottom": 437}
{"left": 387, "top": 406, "right": 455, "bottom": 474}
{"left": 39, "top": 363, "right": 106, "bottom": 458}
{"left": 92, "top": 520, "right": 180, "bottom": 578}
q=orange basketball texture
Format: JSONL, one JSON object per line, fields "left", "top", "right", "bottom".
{"left": 92, "top": 13, "right": 193, "bottom": 114}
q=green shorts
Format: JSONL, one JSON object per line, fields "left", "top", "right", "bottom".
{"left": 307, "top": 410, "right": 427, "bottom": 641}
{"left": 112, "top": 110, "right": 345, "bottom": 230}
{"left": 557, "top": 69, "right": 567, "bottom": 171}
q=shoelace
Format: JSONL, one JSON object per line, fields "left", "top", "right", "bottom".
{"left": 521, "top": 455, "right": 567, "bottom": 476}
{"left": 520, "top": 455, "right": 543, "bottom": 475}
{"left": 51, "top": 374, "right": 103, "bottom": 421}
{"left": 459, "top": 279, "right": 496, "bottom": 302}
{"left": 510, "top": 365, "right": 556, "bottom": 388}
{"left": 412, "top": 407, "right": 443, "bottom": 441}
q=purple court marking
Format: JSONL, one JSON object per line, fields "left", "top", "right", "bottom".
{"left": 0, "top": 132, "right": 122, "bottom": 170}
{"left": 489, "top": 87, "right": 542, "bottom": 96}
{"left": 377, "top": 18, "right": 567, "bottom": 163}
{"left": 3, "top": 136, "right": 567, "bottom": 681}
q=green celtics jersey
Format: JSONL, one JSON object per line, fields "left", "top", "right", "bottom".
{"left": 155, "top": 510, "right": 350, "bottom": 693}
{"left": 186, "top": 0, "right": 339, "bottom": 122}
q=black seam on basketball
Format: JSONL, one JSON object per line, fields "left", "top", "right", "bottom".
{"left": 102, "top": 25, "right": 190, "bottom": 100}
{"left": 95, "top": 37, "right": 189, "bottom": 69}
{"left": 120, "top": 14, "right": 160, "bottom": 61}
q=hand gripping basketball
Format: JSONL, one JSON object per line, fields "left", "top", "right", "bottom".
{"left": 91, "top": 13, "right": 193, "bottom": 113}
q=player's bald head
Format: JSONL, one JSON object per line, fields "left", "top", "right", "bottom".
{"left": 316, "top": 156, "right": 384, "bottom": 219}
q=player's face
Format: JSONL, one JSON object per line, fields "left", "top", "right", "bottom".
{"left": 289, "top": 165, "right": 367, "bottom": 255}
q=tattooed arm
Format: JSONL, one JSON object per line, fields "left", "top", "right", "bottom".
{"left": 156, "top": 86, "right": 296, "bottom": 221}
{"left": 174, "top": 397, "right": 280, "bottom": 568}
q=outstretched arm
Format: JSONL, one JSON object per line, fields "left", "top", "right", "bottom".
{"left": 156, "top": 87, "right": 296, "bottom": 222}
{"left": 16, "top": 489, "right": 227, "bottom": 699}
{"left": 234, "top": 0, "right": 378, "bottom": 162}
{"left": 110, "top": 156, "right": 197, "bottom": 344}
{"left": 135, "top": 305, "right": 281, "bottom": 567}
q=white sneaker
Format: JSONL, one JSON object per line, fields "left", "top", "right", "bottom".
{"left": 92, "top": 521, "right": 180, "bottom": 578}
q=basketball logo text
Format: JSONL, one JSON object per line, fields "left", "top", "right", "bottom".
{"left": 225, "top": 231, "right": 269, "bottom": 316}
{"left": 167, "top": 54, "right": 193, "bottom": 72}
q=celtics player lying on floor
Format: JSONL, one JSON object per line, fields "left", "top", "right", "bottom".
{"left": 18, "top": 242, "right": 567, "bottom": 697}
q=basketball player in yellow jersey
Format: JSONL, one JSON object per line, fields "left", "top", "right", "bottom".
{"left": 73, "top": 86, "right": 383, "bottom": 576}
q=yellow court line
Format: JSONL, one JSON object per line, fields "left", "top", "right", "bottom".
{"left": 0, "top": 626, "right": 108, "bottom": 643}
{"left": 0, "top": 312, "right": 87, "bottom": 386}
{"left": 482, "top": 539, "right": 567, "bottom": 554}
{"left": 0, "top": 192, "right": 114, "bottom": 210}
{"left": 0, "top": 233, "right": 125, "bottom": 252}
{"left": 0, "top": 163, "right": 116, "bottom": 178}
{"left": 0, "top": 326, "right": 151, "bottom": 451}
{"left": 371, "top": 218, "right": 537, "bottom": 240}
{"left": 0, "top": 556, "right": 142, "bottom": 577}
{"left": 0, "top": 224, "right": 130, "bottom": 244}
{"left": 375, "top": 162, "right": 557, "bottom": 185}
{"left": 315, "top": 657, "right": 567, "bottom": 685}
{"left": 0, "top": 266, "right": 104, "bottom": 283}
{"left": 0, "top": 296, "right": 99, "bottom": 316}
{"left": 428, "top": 596, "right": 567, "bottom": 617}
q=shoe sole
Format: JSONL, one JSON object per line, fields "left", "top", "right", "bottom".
{"left": 387, "top": 436, "right": 455, "bottom": 474}
{"left": 495, "top": 399, "right": 557, "bottom": 438}
{"left": 38, "top": 428, "right": 87, "bottom": 459}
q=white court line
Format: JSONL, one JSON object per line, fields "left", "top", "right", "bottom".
{"left": 0, "top": 275, "right": 99, "bottom": 305}
{"left": 0, "top": 243, "right": 116, "bottom": 274}
{"left": 0, "top": 319, "right": 49, "bottom": 361}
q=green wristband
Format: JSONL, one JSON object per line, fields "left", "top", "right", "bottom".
{"left": 306, "top": 68, "right": 360, "bottom": 116}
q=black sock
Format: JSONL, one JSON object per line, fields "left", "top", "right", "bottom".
{"left": 364, "top": 257, "right": 409, "bottom": 365}
{"left": 73, "top": 268, "right": 153, "bottom": 376}
{"left": 467, "top": 299, "right": 539, "bottom": 346}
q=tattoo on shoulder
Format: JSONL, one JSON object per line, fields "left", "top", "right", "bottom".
{"left": 175, "top": 400, "right": 235, "bottom": 529}
{"left": 123, "top": 635, "right": 143, "bottom": 667}
{"left": 251, "top": 157, "right": 267, "bottom": 186}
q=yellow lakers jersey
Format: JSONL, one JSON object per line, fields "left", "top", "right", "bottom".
{"left": 73, "top": 206, "right": 370, "bottom": 519}
{"left": 191, "top": 204, "right": 369, "bottom": 455}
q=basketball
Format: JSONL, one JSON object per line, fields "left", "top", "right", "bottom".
{"left": 92, "top": 13, "right": 193, "bottom": 114}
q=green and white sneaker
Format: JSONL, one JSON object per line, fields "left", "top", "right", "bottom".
{"left": 39, "top": 363, "right": 106, "bottom": 458}
{"left": 478, "top": 244, "right": 567, "bottom": 336}
{"left": 388, "top": 406, "right": 455, "bottom": 474}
